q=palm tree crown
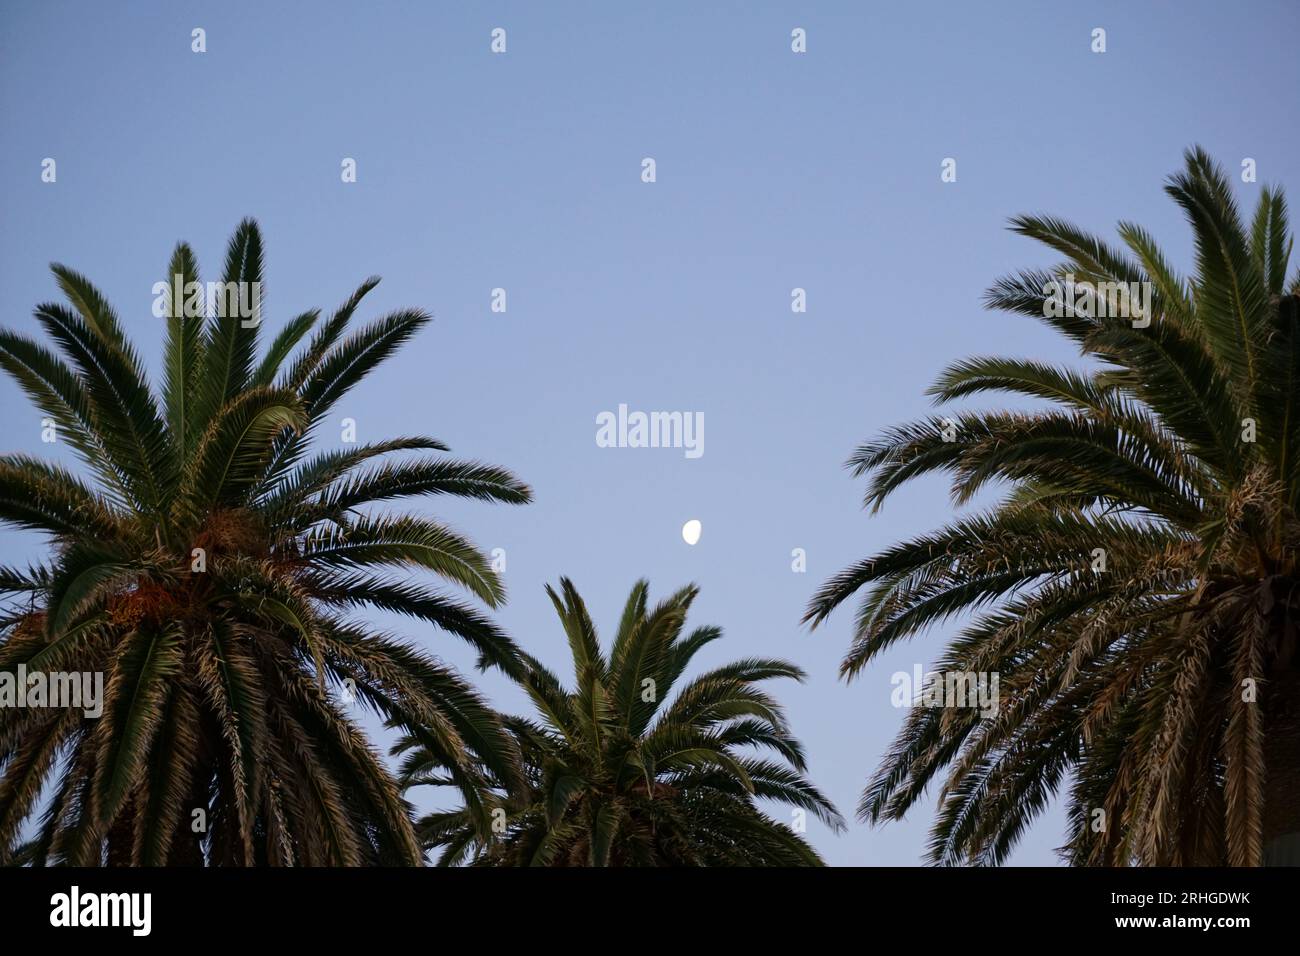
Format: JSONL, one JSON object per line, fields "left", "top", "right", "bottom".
{"left": 401, "top": 578, "right": 845, "bottom": 865}
{"left": 807, "top": 148, "right": 1300, "bottom": 866}
{"left": 0, "top": 220, "right": 531, "bottom": 865}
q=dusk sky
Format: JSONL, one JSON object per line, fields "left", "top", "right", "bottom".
{"left": 3, "top": 1, "right": 1297, "bottom": 865}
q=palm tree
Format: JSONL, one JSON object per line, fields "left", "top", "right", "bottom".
{"left": 0, "top": 220, "right": 531, "bottom": 865}
{"left": 806, "top": 148, "right": 1300, "bottom": 866}
{"left": 399, "top": 578, "right": 844, "bottom": 865}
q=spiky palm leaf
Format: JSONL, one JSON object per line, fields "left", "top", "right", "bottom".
{"left": 400, "top": 578, "right": 844, "bottom": 865}
{"left": 0, "top": 220, "right": 532, "bottom": 865}
{"left": 807, "top": 148, "right": 1300, "bottom": 866}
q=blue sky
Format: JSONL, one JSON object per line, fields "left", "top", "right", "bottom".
{"left": 2, "top": 1, "right": 1297, "bottom": 865}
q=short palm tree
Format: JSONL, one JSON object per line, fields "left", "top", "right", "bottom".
{"left": 806, "top": 148, "right": 1300, "bottom": 866}
{"left": 0, "top": 220, "right": 531, "bottom": 865}
{"left": 399, "top": 578, "right": 844, "bottom": 865}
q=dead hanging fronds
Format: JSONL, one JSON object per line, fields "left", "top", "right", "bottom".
{"left": 193, "top": 508, "right": 268, "bottom": 559}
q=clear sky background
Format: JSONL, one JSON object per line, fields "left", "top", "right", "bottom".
{"left": 2, "top": 1, "right": 1297, "bottom": 866}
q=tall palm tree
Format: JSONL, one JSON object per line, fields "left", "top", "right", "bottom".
{"left": 399, "top": 578, "right": 844, "bottom": 865}
{"left": 806, "top": 148, "right": 1300, "bottom": 866}
{"left": 0, "top": 220, "right": 531, "bottom": 865}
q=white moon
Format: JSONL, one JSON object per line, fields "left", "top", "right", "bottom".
{"left": 681, "top": 519, "right": 702, "bottom": 546}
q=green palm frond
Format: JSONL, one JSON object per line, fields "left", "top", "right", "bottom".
{"left": 809, "top": 148, "right": 1300, "bottom": 866}
{"left": 0, "top": 220, "right": 531, "bottom": 866}
{"left": 402, "top": 578, "right": 844, "bottom": 866}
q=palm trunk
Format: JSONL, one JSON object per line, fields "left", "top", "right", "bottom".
{"left": 1263, "top": 670, "right": 1300, "bottom": 865}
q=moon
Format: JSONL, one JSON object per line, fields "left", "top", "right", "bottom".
{"left": 681, "top": 519, "right": 702, "bottom": 546}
